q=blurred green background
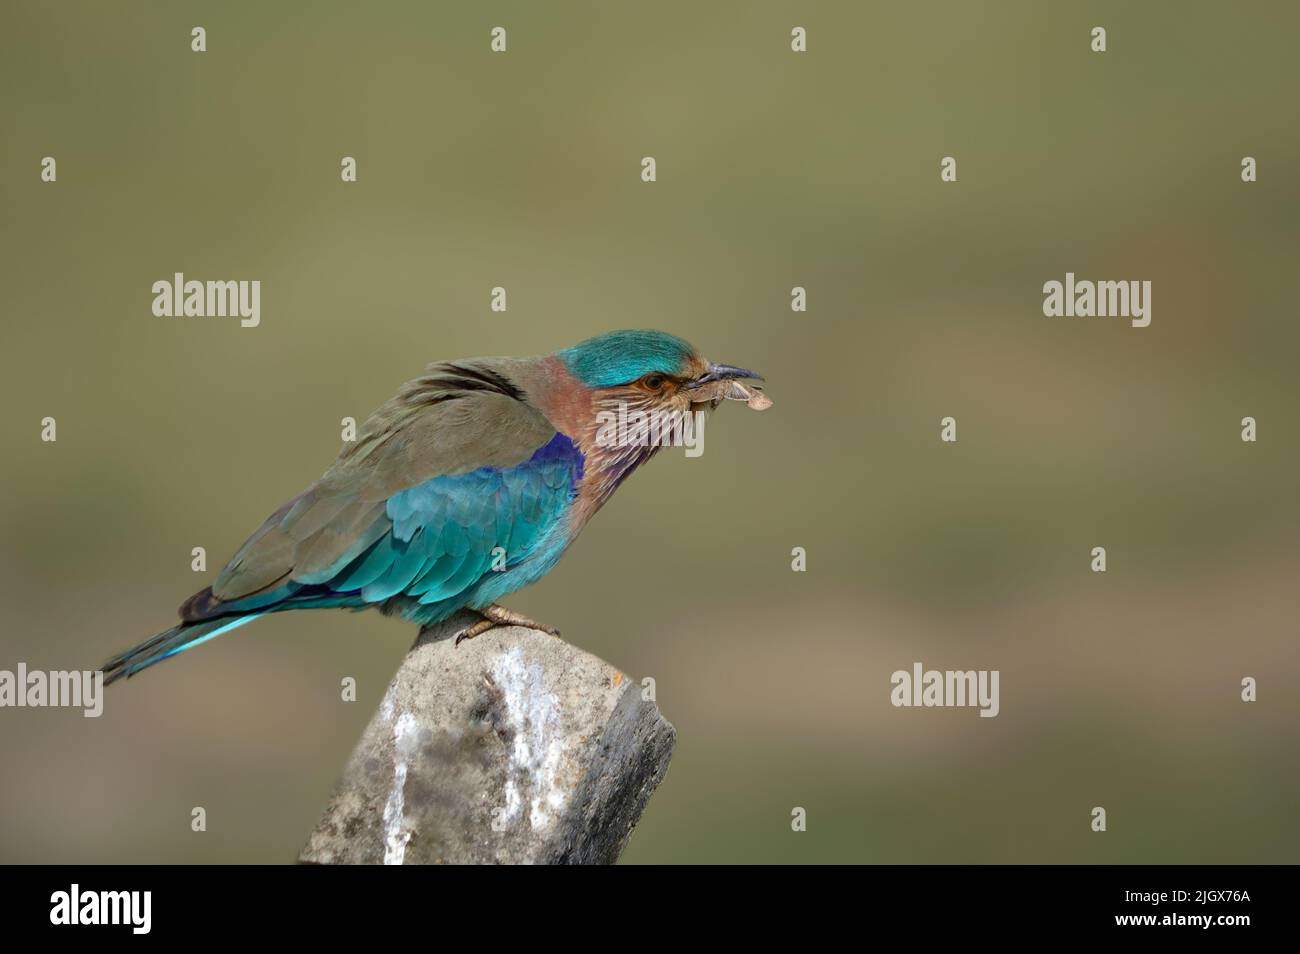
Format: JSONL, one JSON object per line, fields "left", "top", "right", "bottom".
{"left": 2, "top": 1, "right": 1298, "bottom": 863}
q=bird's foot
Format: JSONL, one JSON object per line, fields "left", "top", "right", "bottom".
{"left": 455, "top": 604, "right": 562, "bottom": 646}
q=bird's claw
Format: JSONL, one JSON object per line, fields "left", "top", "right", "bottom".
{"left": 453, "top": 605, "right": 562, "bottom": 647}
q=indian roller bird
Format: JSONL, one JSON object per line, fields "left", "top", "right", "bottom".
{"left": 102, "top": 329, "right": 770, "bottom": 684}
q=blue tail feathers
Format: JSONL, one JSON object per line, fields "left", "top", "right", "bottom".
{"left": 101, "top": 614, "right": 262, "bottom": 685}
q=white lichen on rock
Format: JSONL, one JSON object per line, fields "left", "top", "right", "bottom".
{"left": 491, "top": 645, "right": 569, "bottom": 831}
{"left": 382, "top": 710, "right": 419, "bottom": 864}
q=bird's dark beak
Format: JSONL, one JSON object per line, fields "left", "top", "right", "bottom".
{"left": 686, "top": 363, "right": 764, "bottom": 388}
{"left": 683, "top": 363, "right": 772, "bottom": 409}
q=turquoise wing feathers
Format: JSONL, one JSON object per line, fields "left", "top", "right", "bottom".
{"left": 324, "top": 431, "right": 583, "bottom": 621}
{"left": 181, "top": 364, "right": 585, "bottom": 627}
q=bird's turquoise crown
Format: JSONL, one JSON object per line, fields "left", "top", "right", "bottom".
{"left": 558, "top": 329, "right": 696, "bottom": 388}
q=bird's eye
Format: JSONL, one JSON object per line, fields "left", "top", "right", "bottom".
{"left": 643, "top": 374, "right": 666, "bottom": 390}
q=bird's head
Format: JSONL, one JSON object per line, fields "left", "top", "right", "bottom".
{"left": 554, "top": 329, "right": 770, "bottom": 498}
{"left": 557, "top": 329, "right": 770, "bottom": 418}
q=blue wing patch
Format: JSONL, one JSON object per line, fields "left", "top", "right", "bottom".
{"left": 217, "top": 432, "right": 585, "bottom": 623}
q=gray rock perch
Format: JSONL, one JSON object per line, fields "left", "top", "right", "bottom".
{"left": 300, "top": 611, "right": 676, "bottom": 865}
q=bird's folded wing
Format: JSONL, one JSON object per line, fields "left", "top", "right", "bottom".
{"left": 186, "top": 365, "right": 578, "bottom": 619}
